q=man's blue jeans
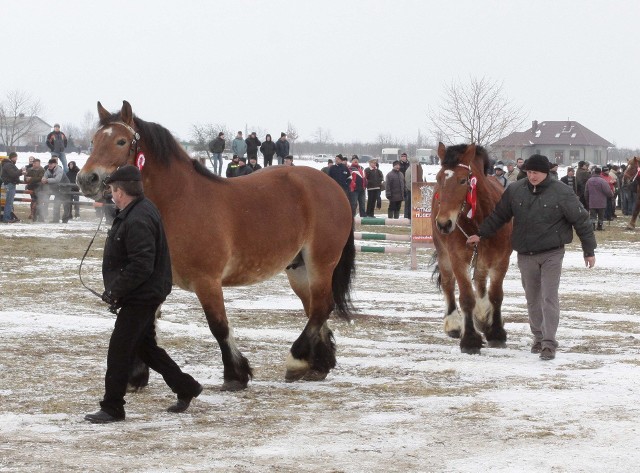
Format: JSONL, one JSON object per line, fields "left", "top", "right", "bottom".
{"left": 210, "top": 153, "right": 223, "bottom": 176}
{"left": 2, "top": 183, "right": 16, "bottom": 222}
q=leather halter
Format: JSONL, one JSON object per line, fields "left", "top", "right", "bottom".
{"left": 96, "top": 121, "right": 141, "bottom": 156}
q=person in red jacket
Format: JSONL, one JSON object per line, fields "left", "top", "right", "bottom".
{"left": 348, "top": 155, "right": 367, "bottom": 217}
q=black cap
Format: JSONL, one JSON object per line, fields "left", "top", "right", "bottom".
{"left": 524, "top": 154, "right": 551, "bottom": 173}
{"left": 104, "top": 165, "right": 141, "bottom": 184}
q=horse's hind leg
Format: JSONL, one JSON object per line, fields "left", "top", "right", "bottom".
{"left": 285, "top": 264, "right": 336, "bottom": 382}
{"left": 195, "top": 280, "right": 253, "bottom": 391}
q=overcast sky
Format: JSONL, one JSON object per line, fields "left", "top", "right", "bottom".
{"left": 6, "top": 0, "right": 640, "bottom": 148}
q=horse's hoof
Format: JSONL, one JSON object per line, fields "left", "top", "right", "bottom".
{"left": 285, "top": 367, "right": 309, "bottom": 383}
{"left": 460, "top": 346, "right": 482, "bottom": 355}
{"left": 220, "top": 380, "right": 247, "bottom": 391}
{"left": 302, "top": 370, "right": 328, "bottom": 381}
{"left": 487, "top": 340, "right": 507, "bottom": 348}
{"left": 446, "top": 329, "right": 461, "bottom": 339}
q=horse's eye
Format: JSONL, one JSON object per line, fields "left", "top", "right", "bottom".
{"left": 459, "top": 178, "right": 467, "bottom": 185}
{"left": 117, "top": 139, "right": 127, "bottom": 146}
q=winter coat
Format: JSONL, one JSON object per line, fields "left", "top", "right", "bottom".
{"left": 102, "top": 197, "right": 172, "bottom": 307}
{"left": 235, "top": 165, "right": 253, "bottom": 177}
{"left": 46, "top": 131, "right": 67, "bottom": 153}
{"left": 584, "top": 175, "right": 614, "bottom": 209}
{"left": 231, "top": 138, "right": 247, "bottom": 157}
{"left": 576, "top": 168, "right": 591, "bottom": 196}
{"left": 328, "top": 163, "right": 351, "bottom": 191}
{"left": 399, "top": 159, "right": 410, "bottom": 175}
{"left": 275, "top": 138, "right": 290, "bottom": 158}
{"left": 43, "top": 164, "right": 69, "bottom": 193}
{"left": 478, "top": 175, "right": 596, "bottom": 257}
{"left": 248, "top": 163, "right": 262, "bottom": 172}
{"left": 560, "top": 175, "right": 577, "bottom": 194}
{"left": 226, "top": 162, "right": 239, "bottom": 178}
{"left": 385, "top": 169, "right": 405, "bottom": 202}
{"left": 365, "top": 167, "right": 384, "bottom": 189}
{"left": 1, "top": 159, "right": 21, "bottom": 185}
{"left": 208, "top": 137, "right": 225, "bottom": 154}
{"left": 25, "top": 167, "right": 45, "bottom": 190}
{"left": 245, "top": 136, "right": 262, "bottom": 154}
{"left": 349, "top": 164, "right": 367, "bottom": 192}
{"left": 260, "top": 140, "right": 276, "bottom": 158}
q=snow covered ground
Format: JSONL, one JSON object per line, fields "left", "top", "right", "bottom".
{"left": 1, "top": 156, "right": 640, "bottom": 472}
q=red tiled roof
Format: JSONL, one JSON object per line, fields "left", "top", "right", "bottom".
{"left": 491, "top": 121, "right": 612, "bottom": 147}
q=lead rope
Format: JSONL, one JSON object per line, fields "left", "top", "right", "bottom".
{"left": 79, "top": 212, "right": 105, "bottom": 299}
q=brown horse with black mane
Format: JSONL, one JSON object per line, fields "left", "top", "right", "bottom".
{"left": 77, "top": 101, "right": 355, "bottom": 390}
{"left": 622, "top": 156, "right": 640, "bottom": 230}
{"left": 431, "top": 143, "right": 512, "bottom": 354}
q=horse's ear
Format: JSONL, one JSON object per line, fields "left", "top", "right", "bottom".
{"left": 121, "top": 100, "right": 134, "bottom": 126}
{"left": 460, "top": 144, "right": 477, "bottom": 166}
{"left": 97, "top": 101, "right": 110, "bottom": 123}
{"left": 437, "top": 142, "right": 446, "bottom": 161}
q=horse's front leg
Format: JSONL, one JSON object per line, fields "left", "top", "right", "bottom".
{"left": 440, "top": 266, "right": 461, "bottom": 339}
{"left": 452, "top": 264, "right": 484, "bottom": 354}
{"left": 485, "top": 265, "right": 508, "bottom": 348}
{"left": 195, "top": 280, "right": 253, "bottom": 391}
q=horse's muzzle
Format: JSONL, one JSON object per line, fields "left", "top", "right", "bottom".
{"left": 436, "top": 218, "right": 454, "bottom": 234}
{"left": 76, "top": 171, "right": 104, "bottom": 200}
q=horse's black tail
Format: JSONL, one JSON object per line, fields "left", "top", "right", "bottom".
{"left": 428, "top": 250, "right": 442, "bottom": 292}
{"left": 332, "top": 226, "right": 356, "bottom": 321}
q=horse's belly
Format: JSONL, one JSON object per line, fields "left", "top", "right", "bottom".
{"left": 220, "top": 259, "right": 288, "bottom": 286}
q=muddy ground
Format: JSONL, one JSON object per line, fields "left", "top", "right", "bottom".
{"left": 1, "top": 208, "right": 640, "bottom": 472}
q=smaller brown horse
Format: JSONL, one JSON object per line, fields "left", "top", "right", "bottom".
{"left": 431, "top": 143, "right": 512, "bottom": 354}
{"left": 622, "top": 156, "right": 640, "bottom": 230}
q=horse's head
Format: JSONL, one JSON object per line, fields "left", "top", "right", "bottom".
{"left": 622, "top": 156, "right": 639, "bottom": 186}
{"left": 77, "top": 101, "right": 140, "bottom": 200}
{"left": 433, "top": 142, "right": 479, "bottom": 234}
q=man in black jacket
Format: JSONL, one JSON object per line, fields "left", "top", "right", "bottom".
{"left": 328, "top": 154, "right": 351, "bottom": 195}
{"left": 467, "top": 155, "right": 596, "bottom": 361}
{"left": 244, "top": 132, "right": 261, "bottom": 162}
{"left": 208, "top": 131, "right": 226, "bottom": 176}
{"left": 1, "top": 152, "right": 21, "bottom": 223}
{"left": 85, "top": 165, "right": 202, "bottom": 424}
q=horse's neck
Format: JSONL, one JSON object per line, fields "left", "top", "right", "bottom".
{"left": 474, "top": 176, "right": 499, "bottom": 220}
{"left": 142, "top": 161, "right": 191, "bottom": 210}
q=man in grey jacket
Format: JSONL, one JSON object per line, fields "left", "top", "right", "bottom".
{"left": 467, "top": 154, "right": 596, "bottom": 361}
{"left": 41, "top": 158, "right": 69, "bottom": 223}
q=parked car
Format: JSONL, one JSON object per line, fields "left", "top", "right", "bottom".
{"left": 315, "top": 154, "right": 331, "bottom": 162}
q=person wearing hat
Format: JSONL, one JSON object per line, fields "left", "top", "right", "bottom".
{"left": 283, "top": 155, "right": 294, "bottom": 166}
{"left": 466, "top": 154, "right": 596, "bottom": 361}
{"left": 385, "top": 160, "right": 406, "bottom": 219}
{"left": 584, "top": 167, "right": 613, "bottom": 231}
{"left": 1, "top": 152, "right": 21, "bottom": 223}
{"left": 235, "top": 156, "right": 253, "bottom": 176}
{"left": 247, "top": 155, "right": 262, "bottom": 172}
{"left": 207, "top": 131, "right": 226, "bottom": 176}
{"left": 46, "top": 123, "right": 68, "bottom": 173}
{"left": 321, "top": 158, "right": 334, "bottom": 175}
{"left": 259, "top": 134, "right": 276, "bottom": 167}
{"left": 85, "top": 165, "right": 202, "bottom": 424}
{"left": 244, "top": 132, "right": 262, "bottom": 162}
{"left": 226, "top": 155, "right": 240, "bottom": 178}
{"left": 328, "top": 154, "right": 351, "bottom": 195}
{"left": 41, "top": 157, "right": 70, "bottom": 223}
{"left": 275, "top": 132, "right": 290, "bottom": 165}
{"left": 348, "top": 155, "right": 367, "bottom": 217}
{"left": 505, "top": 160, "right": 518, "bottom": 183}
{"left": 493, "top": 163, "right": 508, "bottom": 188}
{"left": 575, "top": 160, "right": 591, "bottom": 208}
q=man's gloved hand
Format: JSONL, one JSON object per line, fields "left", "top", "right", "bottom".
{"left": 101, "top": 291, "right": 119, "bottom": 314}
{"left": 101, "top": 291, "right": 115, "bottom": 305}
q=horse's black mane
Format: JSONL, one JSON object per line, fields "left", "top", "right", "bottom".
{"left": 442, "top": 144, "right": 491, "bottom": 175}
{"left": 100, "top": 112, "right": 224, "bottom": 182}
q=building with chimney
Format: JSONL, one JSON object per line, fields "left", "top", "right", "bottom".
{"left": 490, "top": 120, "right": 613, "bottom": 166}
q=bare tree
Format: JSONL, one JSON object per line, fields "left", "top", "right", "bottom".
{"left": 0, "top": 90, "right": 42, "bottom": 150}
{"left": 428, "top": 76, "right": 526, "bottom": 146}
{"left": 286, "top": 122, "right": 299, "bottom": 143}
{"left": 312, "top": 127, "right": 333, "bottom": 145}
{"left": 191, "top": 123, "right": 231, "bottom": 157}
